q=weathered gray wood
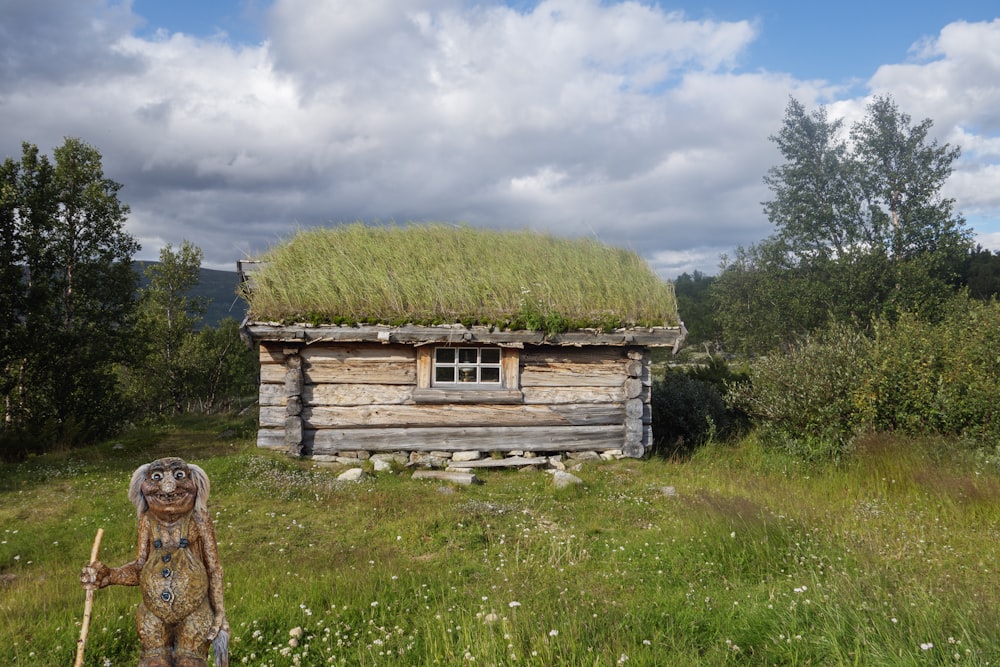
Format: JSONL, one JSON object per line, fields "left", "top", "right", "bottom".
{"left": 624, "top": 378, "right": 643, "bottom": 399}
{"left": 259, "top": 345, "right": 287, "bottom": 364}
{"left": 304, "top": 361, "right": 416, "bottom": 385}
{"left": 521, "top": 347, "right": 626, "bottom": 364}
{"left": 273, "top": 403, "right": 624, "bottom": 429}
{"left": 264, "top": 380, "right": 628, "bottom": 407}
{"left": 625, "top": 398, "right": 643, "bottom": 419}
{"left": 259, "top": 382, "right": 286, "bottom": 406}
{"left": 521, "top": 364, "right": 626, "bottom": 388}
{"left": 446, "top": 456, "right": 548, "bottom": 469}
{"left": 285, "top": 355, "right": 302, "bottom": 396}
{"left": 284, "top": 416, "right": 303, "bottom": 455}
{"left": 412, "top": 388, "right": 524, "bottom": 404}
{"left": 255, "top": 425, "right": 625, "bottom": 453}
{"left": 260, "top": 364, "right": 286, "bottom": 384}
{"left": 303, "top": 344, "right": 415, "bottom": 363}
{"left": 257, "top": 427, "right": 284, "bottom": 449}
{"left": 244, "top": 323, "right": 685, "bottom": 348}
{"left": 309, "top": 384, "right": 414, "bottom": 406}
{"left": 259, "top": 404, "right": 625, "bottom": 428}
{"left": 622, "top": 438, "right": 644, "bottom": 459}
{"left": 521, "top": 386, "right": 625, "bottom": 404}
{"left": 412, "top": 470, "right": 482, "bottom": 485}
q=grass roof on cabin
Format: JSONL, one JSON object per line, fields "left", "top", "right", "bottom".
{"left": 241, "top": 224, "right": 680, "bottom": 332}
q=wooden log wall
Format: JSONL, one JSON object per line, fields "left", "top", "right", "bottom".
{"left": 256, "top": 341, "right": 654, "bottom": 457}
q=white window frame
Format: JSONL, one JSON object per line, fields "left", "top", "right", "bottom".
{"left": 414, "top": 345, "right": 522, "bottom": 404}
{"left": 431, "top": 346, "right": 502, "bottom": 387}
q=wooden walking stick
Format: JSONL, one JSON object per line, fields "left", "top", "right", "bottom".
{"left": 74, "top": 528, "right": 104, "bottom": 667}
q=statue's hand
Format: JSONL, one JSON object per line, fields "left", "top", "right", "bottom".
{"left": 207, "top": 612, "right": 228, "bottom": 641}
{"left": 80, "top": 561, "right": 110, "bottom": 590}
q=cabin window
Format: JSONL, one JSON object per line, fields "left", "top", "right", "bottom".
{"left": 433, "top": 347, "right": 502, "bottom": 386}
{"left": 414, "top": 345, "right": 522, "bottom": 404}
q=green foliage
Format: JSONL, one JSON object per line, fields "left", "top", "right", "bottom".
{"left": 125, "top": 243, "right": 258, "bottom": 417}
{"left": 3, "top": 419, "right": 1000, "bottom": 665}
{"left": 713, "top": 96, "right": 972, "bottom": 355}
{"left": 728, "top": 322, "right": 873, "bottom": 460}
{"left": 961, "top": 245, "right": 1000, "bottom": 300}
{"left": 858, "top": 295, "right": 1000, "bottom": 443}
{"left": 242, "top": 223, "right": 679, "bottom": 330}
{"left": 0, "top": 138, "right": 139, "bottom": 450}
{"left": 650, "top": 357, "right": 747, "bottom": 457}
{"left": 181, "top": 317, "right": 260, "bottom": 413}
{"left": 131, "top": 241, "right": 206, "bottom": 414}
{"left": 672, "top": 270, "right": 720, "bottom": 346}
{"left": 732, "top": 296, "right": 1000, "bottom": 458}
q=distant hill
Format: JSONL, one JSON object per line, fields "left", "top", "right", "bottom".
{"left": 134, "top": 262, "right": 247, "bottom": 328}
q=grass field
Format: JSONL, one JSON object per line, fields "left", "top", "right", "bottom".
{"left": 1, "top": 415, "right": 999, "bottom": 665}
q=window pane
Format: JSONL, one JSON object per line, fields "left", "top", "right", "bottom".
{"left": 458, "top": 348, "right": 478, "bottom": 364}
{"left": 458, "top": 367, "right": 477, "bottom": 382}
{"left": 436, "top": 348, "right": 455, "bottom": 364}
{"left": 435, "top": 367, "right": 455, "bottom": 383}
{"left": 480, "top": 367, "right": 500, "bottom": 383}
{"left": 480, "top": 348, "right": 501, "bottom": 364}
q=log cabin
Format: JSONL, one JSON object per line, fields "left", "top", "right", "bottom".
{"left": 238, "top": 224, "right": 685, "bottom": 462}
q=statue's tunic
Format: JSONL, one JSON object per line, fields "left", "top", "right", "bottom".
{"left": 140, "top": 516, "right": 208, "bottom": 625}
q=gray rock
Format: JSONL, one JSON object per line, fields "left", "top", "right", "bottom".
{"left": 337, "top": 468, "right": 368, "bottom": 482}
{"left": 552, "top": 471, "right": 583, "bottom": 489}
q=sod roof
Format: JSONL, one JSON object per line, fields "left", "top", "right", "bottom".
{"left": 240, "top": 224, "right": 680, "bottom": 333}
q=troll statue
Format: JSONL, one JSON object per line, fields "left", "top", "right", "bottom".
{"left": 81, "top": 457, "right": 229, "bottom": 667}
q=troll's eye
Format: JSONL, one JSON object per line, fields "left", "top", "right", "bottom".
{"left": 151, "top": 472, "right": 163, "bottom": 481}
{"left": 174, "top": 470, "right": 187, "bottom": 480}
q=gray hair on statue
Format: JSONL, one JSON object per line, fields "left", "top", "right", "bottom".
{"left": 127, "top": 459, "right": 211, "bottom": 518}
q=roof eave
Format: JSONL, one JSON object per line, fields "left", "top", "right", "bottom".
{"left": 241, "top": 321, "right": 686, "bottom": 349}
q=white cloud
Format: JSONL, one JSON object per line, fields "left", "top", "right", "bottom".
{"left": 0, "top": 1, "right": 997, "bottom": 276}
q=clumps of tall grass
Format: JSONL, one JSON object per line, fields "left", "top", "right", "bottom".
{"left": 241, "top": 223, "right": 679, "bottom": 331}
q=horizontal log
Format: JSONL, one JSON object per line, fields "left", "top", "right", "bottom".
{"left": 256, "top": 427, "right": 284, "bottom": 449}
{"left": 262, "top": 382, "right": 629, "bottom": 407}
{"left": 521, "top": 386, "right": 624, "bottom": 404}
{"left": 412, "top": 470, "right": 482, "bottom": 485}
{"left": 447, "top": 456, "right": 548, "bottom": 469}
{"left": 259, "top": 382, "right": 413, "bottom": 407}
{"left": 257, "top": 425, "right": 625, "bottom": 453}
{"left": 412, "top": 388, "right": 524, "bottom": 404}
{"left": 520, "top": 363, "right": 627, "bottom": 388}
{"left": 259, "top": 382, "right": 285, "bottom": 406}
{"left": 521, "top": 347, "right": 626, "bottom": 364}
{"left": 259, "top": 344, "right": 290, "bottom": 364}
{"left": 303, "top": 344, "right": 415, "bottom": 363}
{"left": 305, "top": 362, "right": 416, "bottom": 385}
{"left": 259, "top": 403, "right": 624, "bottom": 429}
{"left": 244, "top": 323, "right": 684, "bottom": 348}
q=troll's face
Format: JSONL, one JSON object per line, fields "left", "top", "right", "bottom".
{"left": 142, "top": 457, "right": 198, "bottom": 519}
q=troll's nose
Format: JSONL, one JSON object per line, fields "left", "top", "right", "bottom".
{"left": 160, "top": 476, "right": 177, "bottom": 493}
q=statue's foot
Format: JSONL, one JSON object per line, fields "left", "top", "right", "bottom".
{"left": 138, "top": 657, "right": 171, "bottom": 667}
{"left": 174, "top": 658, "right": 208, "bottom": 667}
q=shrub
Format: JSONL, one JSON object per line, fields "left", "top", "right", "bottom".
{"left": 651, "top": 358, "right": 746, "bottom": 457}
{"left": 728, "top": 322, "right": 872, "bottom": 460}
{"left": 731, "top": 295, "right": 1000, "bottom": 460}
{"left": 860, "top": 295, "right": 1000, "bottom": 444}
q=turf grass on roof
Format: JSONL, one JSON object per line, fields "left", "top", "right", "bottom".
{"left": 241, "top": 224, "right": 679, "bottom": 332}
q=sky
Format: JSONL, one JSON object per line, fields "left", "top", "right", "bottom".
{"left": 1, "top": 0, "right": 998, "bottom": 279}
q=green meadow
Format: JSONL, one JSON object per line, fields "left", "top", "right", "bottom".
{"left": 2, "top": 415, "right": 998, "bottom": 666}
